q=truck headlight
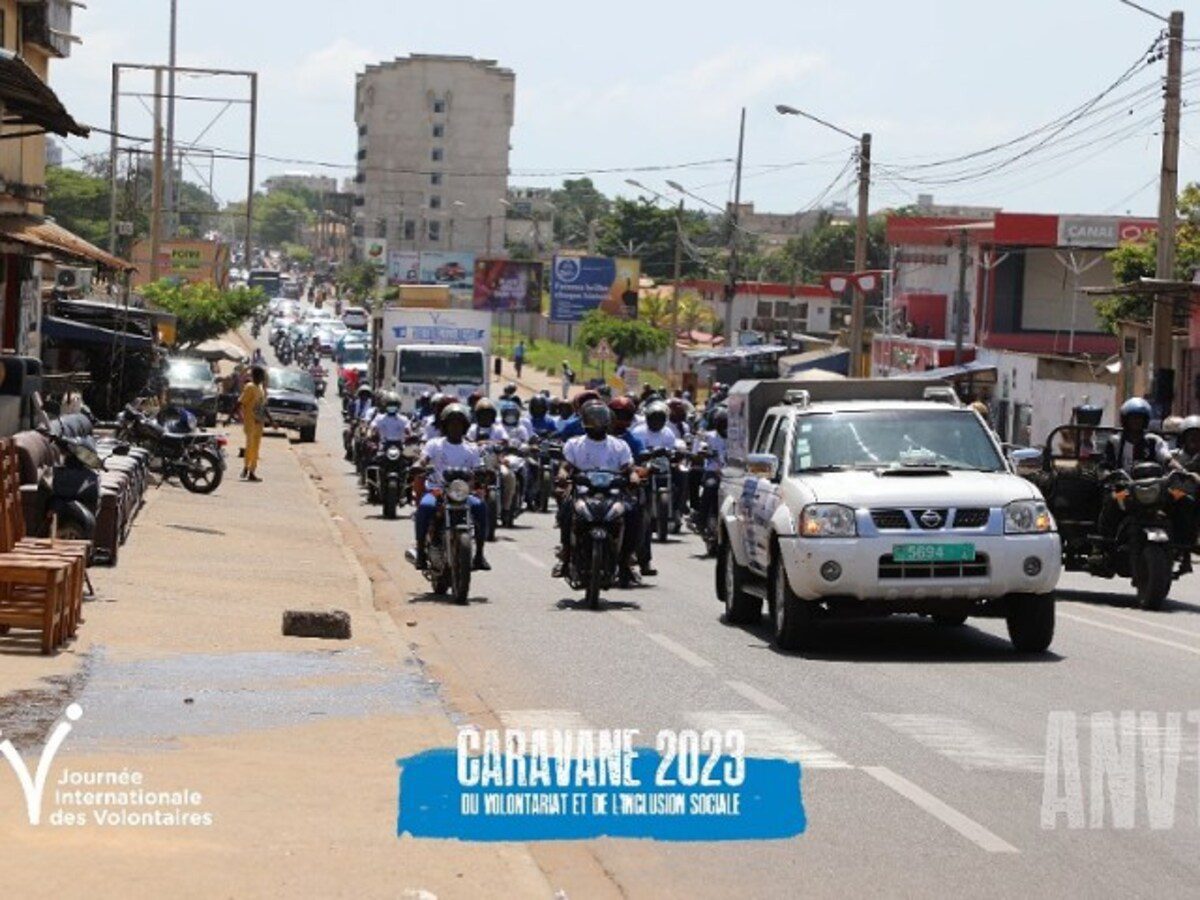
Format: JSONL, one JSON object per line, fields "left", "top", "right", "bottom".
{"left": 799, "top": 504, "right": 857, "bottom": 537}
{"left": 1004, "top": 500, "right": 1054, "bottom": 534}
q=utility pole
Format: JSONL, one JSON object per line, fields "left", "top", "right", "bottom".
{"left": 107, "top": 64, "right": 121, "bottom": 254}
{"left": 164, "top": 0, "right": 179, "bottom": 238}
{"left": 1152, "top": 9, "right": 1184, "bottom": 415}
{"left": 724, "top": 107, "right": 746, "bottom": 347}
{"left": 953, "top": 227, "right": 968, "bottom": 365}
{"left": 149, "top": 69, "right": 164, "bottom": 282}
{"left": 849, "top": 132, "right": 872, "bottom": 375}
{"left": 245, "top": 72, "right": 258, "bottom": 268}
{"left": 670, "top": 198, "right": 684, "bottom": 378}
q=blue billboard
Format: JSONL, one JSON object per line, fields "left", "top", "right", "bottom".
{"left": 550, "top": 255, "right": 640, "bottom": 323}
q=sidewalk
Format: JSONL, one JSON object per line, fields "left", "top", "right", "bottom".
{"left": 0, "top": 431, "right": 550, "bottom": 897}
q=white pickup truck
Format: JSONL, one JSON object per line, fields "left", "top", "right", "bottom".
{"left": 716, "top": 378, "right": 1061, "bottom": 653}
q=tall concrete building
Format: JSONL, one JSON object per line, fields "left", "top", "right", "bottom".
{"left": 353, "top": 54, "right": 514, "bottom": 258}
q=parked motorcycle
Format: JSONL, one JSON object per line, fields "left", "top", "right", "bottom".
{"left": 115, "top": 404, "right": 227, "bottom": 494}
{"left": 418, "top": 467, "right": 477, "bottom": 604}
{"left": 566, "top": 470, "right": 629, "bottom": 609}
{"left": 43, "top": 432, "right": 104, "bottom": 544}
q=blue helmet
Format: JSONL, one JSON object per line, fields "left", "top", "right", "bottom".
{"left": 499, "top": 400, "right": 521, "bottom": 427}
{"left": 1120, "top": 397, "right": 1152, "bottom": 427}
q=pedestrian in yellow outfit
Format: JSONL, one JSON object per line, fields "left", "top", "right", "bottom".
{"left": 239, "top": 365, "right": 273, "bottom": 481}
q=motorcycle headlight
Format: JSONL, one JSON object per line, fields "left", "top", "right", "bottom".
{"left": 446, "top": 479, "right": 470, "bottom": 503}
{"left": 1133, "top": 483, "right": 1162, "bottom": 506}
{"left": 386, "top": 446, "right": 402, "bottom": 461}
{"left": 1004, "top": 500, "right": 1055, "bottom": 534}
{"left": 799, "top": 504, "right": 857, "bottom": 538}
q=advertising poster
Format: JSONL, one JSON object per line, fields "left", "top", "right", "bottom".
{"left": 387, "top": 250, "right": 420, "bottom": 286}
{"left": 550, "top": 255, "right": 641, "bottom": 322}
{"left": 472, "top": 259, "right": 544, "bottom": 311}
{"left": 418, "top": 251, "right": 476, "bottom": 289}
{"left": 362, "top": 238, "right": 388, "bottom": 273}
{"left": 130, "top": 239, "right": 230, "bottom": 288}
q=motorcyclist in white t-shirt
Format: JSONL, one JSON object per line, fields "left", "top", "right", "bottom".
{"left": 553, "top": 401, "right": 637, "bottom": 584}
{"left": 411, "top": 403, "right": 489, "bottom": 572}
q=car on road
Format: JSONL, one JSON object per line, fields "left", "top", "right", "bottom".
{"left": 266, "top": 366, "right": 319, "bottom": 442}
{"left": 717, "top": 378, "right": 1061, "bottom": 653}
{"left": 342, "top": 306, "right": 369, "bottom": 330}
{"left": 434, "top": 262, "right": 467, "bottom": 282}
{"left": 166, "top": 356, "right": 220, "bottom": 427}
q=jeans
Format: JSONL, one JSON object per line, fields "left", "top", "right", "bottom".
{"left": 415, "top": 491, "right": 487, "bottom": 546}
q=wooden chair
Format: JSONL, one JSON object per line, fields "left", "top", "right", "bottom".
{"left": 0, "top": 439, "right": 83, "bottom": 652}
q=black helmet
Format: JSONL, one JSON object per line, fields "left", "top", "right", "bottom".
{"left": 580, "top": 401, "right": 612, "bottom": 432}
{"left": 356, "top": 384, "right": 373, "bottom": 398}
{"left": 474, "top": 398, "right": 497, "bottom": 427}
{"left": 529, "top": 394, "right": 548, "bottom": 417}
{"left": 645, "top": 400, "right": 668, "bottom": 430}
{"left": 711, "top": 407, "right": 728, "bottom": 435}
{"left": 1120, "top": 397, "right": 1152, "bottom": 429}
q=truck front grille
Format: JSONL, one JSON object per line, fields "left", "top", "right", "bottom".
{"left": 878, "top": 553, "right": 990, "bottom": 580}
{"left": 871, "top": 509, "right": 909, "bottom": 530}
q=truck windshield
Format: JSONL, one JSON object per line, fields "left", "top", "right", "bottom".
{"left": 397, "top": 349, "right": 483, "bottom": 384}
{"left": 791, "top": 409, "right": 1004, "bottom": 473}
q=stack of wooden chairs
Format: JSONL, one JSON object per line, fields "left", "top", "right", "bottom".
{"left": 0, "top": 438, "right": 89, "bottom": 654}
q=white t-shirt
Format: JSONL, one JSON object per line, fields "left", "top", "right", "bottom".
{"left": 667, "top": 420, "right": 690, "bottom": 441}
{"left": 504, "top": 422, "right": 531, "bottom": 444}
{"left": 564, "top": 435, "right": 633, "bottom": 472}
{"left": 468, "top": 423, "right": 508, "bottom": 443}
{"left": 423, "top": 437, "right": 482, "bottom": 488}
{"left": 632, "top": 424, "right": 681, "bottom": 452}
{"left": 370, "top": 411, "right": 410, "bottom": 442}
{"left": 700, "top": 431, "right": 727, "bottom": 471}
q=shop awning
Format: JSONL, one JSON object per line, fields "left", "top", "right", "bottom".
{"left": 42, "top": 315, "right": 153, "bottom": 351}
{"left": 0, "top": 48, "right": 88, "bottom": 137}
{"left": 0, "top": 215, "right": 134, "bottom": 271}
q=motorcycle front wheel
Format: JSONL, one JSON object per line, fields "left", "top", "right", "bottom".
{"left": 1134, "top": 543, "right": 1171, "bottom": 610}
{"left": 452, "top": 531, "right": 472, "bottom": 604}
{"left": 180, "top": 450, "right": 224, "bottom": 494}
{"left": 585, "top": 539, "right": 604, "bottom": 610}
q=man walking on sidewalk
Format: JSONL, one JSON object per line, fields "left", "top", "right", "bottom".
{"left": 513, "top": 341, "right": 525, "bottom": 378}
{"left": 240, "top": 365, "right": 273, "bottom": 482}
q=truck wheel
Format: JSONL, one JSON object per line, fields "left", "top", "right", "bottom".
{"left": 1006, "top": 593, "right": 1055, "bottom": 652}
{"left": 770, "top": 559, "right": 815, "bottom": 651}
{"left": 299, "top": 425, "right": 317, "bottom": 443}
{"left": 718, "top": 539, "right": 760, "bottom": 624}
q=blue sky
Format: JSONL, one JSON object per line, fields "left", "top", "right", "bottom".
{"left": 50, "top": 0, "right": 1198, "bottom": 217}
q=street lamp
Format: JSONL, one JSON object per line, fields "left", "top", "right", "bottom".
{"left": 777, "top": 102, "right": 872, "bottom": 376}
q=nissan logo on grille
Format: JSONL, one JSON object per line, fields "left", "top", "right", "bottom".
{"left": 918, "top": 509, "right": 944, "bottom": 529}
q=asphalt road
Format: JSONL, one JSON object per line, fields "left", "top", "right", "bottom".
{"left": 287, "top": 347, "right": 1200, "bottom": 898}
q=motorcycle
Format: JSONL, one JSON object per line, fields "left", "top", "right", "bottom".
{"left": 250, "top": 320, "right": 262, "bottom": 339}
{"left": 417, "top": 466, "right": 477, "bottom": 604}
{"left": 1096, "top": 463, "right": 1195, "bottom": 610}
{"left": 529, "top": 437, "right": 562, "bottom": 513}
{"left": 687, "top": 446, "right": 720, "bottom": 557}
{"left": 500, "top": 445, "right": 528, "bottom": 528}
{"left": 477, "top": 444, "right": 503, "bottom": 541}
{"left": 115, "top": 404, "right": 227, "bottom": 494}
{"left": 276, "top": 341, "right": 293, "bottom": 366}
{"left": 311, "top": 366, "right": 328, "bottom": 398}
{"left": 364, "top": 440, "right": 408, "bottom": 519}
{"left": 642, "top": 448, "right": 676, "bottom": 543}
{"left": 566, "top": 470, "right": 629, "bottom": 609}
{"left": 43, "top": 432, "right": 104, "bottom": 544}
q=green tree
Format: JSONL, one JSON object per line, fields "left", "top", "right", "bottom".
{"left": 1095, "top": 182, "right": 1200, "bottom": 333}
{"left": 595, "top": 198, "right": 711, "bottom": 280}
{"left": 141, "top": 280, "right": 266, "bottom": 347}
{"left": 336, "top": 261, "right": 379, "bottom": 303}
{"left": 257, "top": 190, "right": 312, "bottom": 247}
{"left": 45, "top": 166, "right": 110, "bottom": 246}
{"left": 577, "top": 310, "right": 671, "bottom": 360}
{"left": 551, "top": 178, "right": 610, "bottom": 248}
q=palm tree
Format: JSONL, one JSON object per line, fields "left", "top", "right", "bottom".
{"left": 638, "top": 290, "right": 671, "bottom": 330}
{"left": 676, "top": 291, "right": 716, "bottom": 343}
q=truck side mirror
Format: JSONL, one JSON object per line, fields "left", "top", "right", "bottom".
{"left": 746, "top": 453, "right": 779, "bottom": 480}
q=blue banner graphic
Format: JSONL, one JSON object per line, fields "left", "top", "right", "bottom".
{"left": 550, "top": 255, "right": 618, "bottom": 323}
{"left": 397, "top": 748, "right": 805, "bottom": 842}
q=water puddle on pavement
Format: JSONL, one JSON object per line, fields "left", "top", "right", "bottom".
{"left": 0, "top": 647, "right": 439, "bottom": 753}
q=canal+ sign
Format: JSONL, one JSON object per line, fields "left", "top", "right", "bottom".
{"left": 1057, "top": 215, "right": 1156, "bottom": 248}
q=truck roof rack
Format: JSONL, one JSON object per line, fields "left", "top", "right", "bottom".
{"left": 922, "top": 386, "right": 962, "bottom": 406}
{"left": 783, "top": 389, "right": 810, "bottom": 407}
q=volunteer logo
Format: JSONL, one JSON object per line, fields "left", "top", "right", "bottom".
{"left": 0, "top": 702, "right": 81, "bottom": 825}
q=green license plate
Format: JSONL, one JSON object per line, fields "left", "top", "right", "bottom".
{"left": 892, "top": 543, "right": 976, "bottom": 563}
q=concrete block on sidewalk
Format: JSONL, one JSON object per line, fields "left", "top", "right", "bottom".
{"left": 282, "top": 609, "right": 352, "bottom": 640}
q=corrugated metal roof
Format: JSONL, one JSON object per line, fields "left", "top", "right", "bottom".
{"left": 0, "top": 215, "right": 134, "bottom": 271}
{"left": 0, "top": 48, "right": 87, "bottom": 137}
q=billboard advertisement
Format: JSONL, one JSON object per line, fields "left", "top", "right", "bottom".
{"left": 362, "top": 238, "right": 388, "bottom": 272}
{"left": 550, "top": 255, "right": 640, "bottom": 323}
{"left": 387, "top": 250, "right": 421, "bottom": 286}
{"left": 131, "top": 239, "right": 230, "bottom": 288}
{"left": 419, "top": 251, "right": 476, "bottom": 289}
{"left": 472, "top": 259, "right": 544, "bottom": 312}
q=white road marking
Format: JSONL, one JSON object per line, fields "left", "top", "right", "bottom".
{"left": 862, "top": 766, "right": 1019, "bottom": 854}
{"left": 609, "top": 610, "right": 644, "bottom": 628}
{"left": 647, "top": 632, "right": 713, "bottom": 669}
{"left": 724, "top": 680, "right": 788, "bottom": 713}
{"left": 1059, "top": 610, "right": 1200, "bottom": 656}
{"left": 687, "top": 711, "right": 850, "bottom": 770}
{"left": 515, "top": 550, "right": 547, "bottom": 570}
{"left": 1066, "top": 602, "right": 1200, "bottom": 640}
{"left": 872, "top": 713, "right": 1043, "bottom": 773}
